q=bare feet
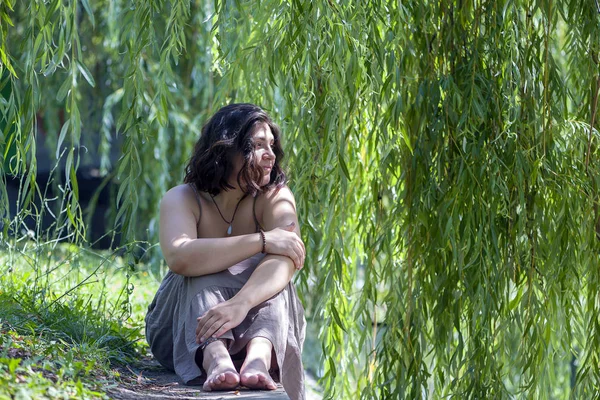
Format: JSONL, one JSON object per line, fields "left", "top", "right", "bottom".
{"left": 202, "top": 340, "right": 240, "bottom": 391}
{"left": 240, "top": 337, "right": 277, "bottom": 390}
{"left": 203, "top": 364, "right": 240, "bottom": 391}
{"left": 240, "top": 358, "right": 277, "bottom": 390}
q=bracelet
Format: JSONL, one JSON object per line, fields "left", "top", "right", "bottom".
{"left": 259, "top": 229, "right": 266, "bottom": 254}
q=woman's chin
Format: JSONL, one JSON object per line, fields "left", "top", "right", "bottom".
{"left": 260, "top": 176, "right": 271, "bottom": 186}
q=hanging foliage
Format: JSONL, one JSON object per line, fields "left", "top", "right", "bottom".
{"left": 1, "top": 0, "right": 600, "bottom": 398}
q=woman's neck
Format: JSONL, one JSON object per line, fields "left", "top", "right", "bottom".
{"left": 213, "top": 185, "right": 247, "bottom": 211}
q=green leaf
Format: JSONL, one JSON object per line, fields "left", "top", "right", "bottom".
{"left": 331, "top": 306, "right": 347, "bottom": 333}
{"left": 80, "top": 0, "right": 95, "bottom": 27}
{"left": 56, "top": 77, "right": 71, "bottom": 102}
{"left": 56, "top": 119, "right": 70, "bottom": 159}
{"left": 76, "top": 60, "right": 95, "bottom": 88}
{"left": 1, "top": 11, "right": 14, "bottom": 27}
{"left": 338, "top": 153, "right": 351, "bottom": 181}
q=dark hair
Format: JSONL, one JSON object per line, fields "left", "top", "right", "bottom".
{"left": 184, "top": 103, "right": 286, "bottom": 196}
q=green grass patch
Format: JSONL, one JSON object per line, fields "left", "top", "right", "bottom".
{"left": 0, "top": 329, "right": 110, "bottom": 399}
{"left": 0, "top": 241, "right": 159, "bottom": 399}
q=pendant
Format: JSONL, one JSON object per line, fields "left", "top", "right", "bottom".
{"left": 227, "top": 224, "right": 232, "bottom": 235}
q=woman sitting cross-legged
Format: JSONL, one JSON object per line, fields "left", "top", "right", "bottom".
{"left": 145, "top": 104, "right": 307, "bottom": 400}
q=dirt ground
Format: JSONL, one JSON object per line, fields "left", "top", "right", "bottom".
{"left": 108, "top": 358, "right": 322, "bottom": 400}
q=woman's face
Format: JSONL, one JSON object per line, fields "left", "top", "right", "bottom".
{"left": 230, "top": 123, "right": 276, "bottom": 188}
{"left": 251, "top": 123, "right": 277, "bottom": 186}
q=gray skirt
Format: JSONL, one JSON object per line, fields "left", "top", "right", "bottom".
{"left": 145, "top": 253, "right": 306, "bottom": 400}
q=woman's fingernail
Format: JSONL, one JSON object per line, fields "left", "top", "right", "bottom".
{"left": 200, "top": 337, "right": 204, "bottom": 342}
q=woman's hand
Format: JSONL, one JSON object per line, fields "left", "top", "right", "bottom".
{"left": 264, "top": 222, "right": 305, "bottom": 269}
{"left": 196, "top": 299, "right": 250, "bottom": 343}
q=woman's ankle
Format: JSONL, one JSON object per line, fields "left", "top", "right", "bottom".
{"left": 241, "top": 337, "right": 274, "bottom": 372}
{"left": 202, "top": 339, "right": 233, "bottom": 371}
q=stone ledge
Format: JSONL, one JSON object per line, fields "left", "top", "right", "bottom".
{"left": 108, "top": 362, "right": 290, "bottom": 399}
{"left": 109, "top": 386, "right": 289, "bottom": 399}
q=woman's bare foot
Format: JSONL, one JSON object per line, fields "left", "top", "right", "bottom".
{"left": 240, "top": 337, "right": 277, "bottom": 390}
{"left": 204, "top": 365, "right": 240, "bottom": 391}
{"left": 202, "top": 340, "right": 240, "bottom": 391}
{"left": 240, "top": 358, "right": 277, "bottom": 390}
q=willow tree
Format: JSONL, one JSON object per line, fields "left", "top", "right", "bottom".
{"left": 1, "top": 0, "right": 600, "bottom": 398}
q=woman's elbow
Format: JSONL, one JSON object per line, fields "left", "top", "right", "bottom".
{"left": 163, "top": 249, "right": 191, "bottom": 276}
{"left": 281, "top": 257, "right": 296, "bottom": 281}
{"left": 160, "top": 237, "right": 197, "bottom": 275}
{"left": 165, "top": 254, "right": 186, "bottom": 275}
{"left": 166, "top": 254, "right": 208, "bottom": 277}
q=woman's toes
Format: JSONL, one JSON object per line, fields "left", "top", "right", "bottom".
{"left": 203, "top": 370, "right": 240, "bottom": 391}
{"left": 241, "top": 372, "right": 259, "bottom": 386}
{"left": 224, "top": 371, "right": 239, "bottom": 385}
{"left": 258, "top": 374, "right": 277, "bottom": 389}
{"left": 240, "top": 371, "right": 276, "bottom": 390}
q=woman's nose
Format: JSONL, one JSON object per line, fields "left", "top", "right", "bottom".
{"left": 264, "top": 147, "right": 275, "bottom": 159}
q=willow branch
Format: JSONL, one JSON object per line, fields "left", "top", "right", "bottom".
{"left": 585, "top": 75, "right": 600, "bottom": 172}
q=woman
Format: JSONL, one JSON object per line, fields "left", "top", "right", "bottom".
{"left": 145, "top": 104, "right": 307, "bottom": 400}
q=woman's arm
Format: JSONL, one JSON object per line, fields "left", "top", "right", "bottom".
{"left": 195, "top": 186, "right": 301, "bottom": 342}
{"left": 230, "top": 187, "right": 299, "bottom": 306}
{"left": 159, "top": 185, "right": 263, "bottom": 276}
{"left": 159, "top": 185, "right": 305, "bottom": 277}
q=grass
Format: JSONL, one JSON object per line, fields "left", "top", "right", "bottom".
{"left": 0, "top": 240, "right": 157, "bottom": 399}
{"left": 0, "top": 239, "right": 324, "bottom": 399}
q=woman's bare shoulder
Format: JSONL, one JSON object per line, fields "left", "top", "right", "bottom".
{"left": 162, "top": 183, "right": 194, "bottom": 202}
{"left": 160, "top": 184, "right": 201, "bottom": 220}
{"left": 259, "top": 185, "right": 296, "bottom": 205}
{"left": 256, "top": 186, "right": 297, "bottom": 227}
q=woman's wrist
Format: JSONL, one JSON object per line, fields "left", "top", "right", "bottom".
{"left": 259, "top": 229, "right": 267, "bottom": 254}
{"left": 256, "top": 232, "right": 263, "bottom": 253}
{"left": 229, "top": 292, "right": 253, "bottom": 312}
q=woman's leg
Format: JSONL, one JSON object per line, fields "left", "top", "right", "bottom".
{"left": 239, "top": 337, "right": 277, "bottom": 390}
{"left": 202, "top": 339, "right": 240, "bottom": 391}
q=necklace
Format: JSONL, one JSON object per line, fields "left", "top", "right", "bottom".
{"left": 210, "top": 192, "right": 248, "bottom": 236}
